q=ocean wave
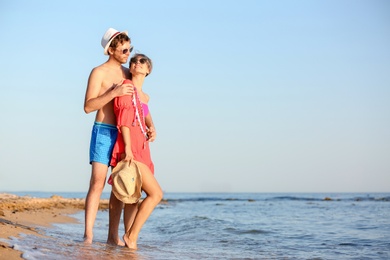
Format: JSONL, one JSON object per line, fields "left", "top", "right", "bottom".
{"left": 162, "top": 195, "right": 390, "bottom": 204}
{"left": 224, "top": 227, "right": 270, "bottom": 235}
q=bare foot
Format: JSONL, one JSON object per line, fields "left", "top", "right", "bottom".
{"left": 107, "top": 237, "right": 125, "bottom": 246}
{"left": 83, "top": 236, "right": 93, "bottom": 244}
{"left": 123, "top": 234, "right": 137, "bottom": 250}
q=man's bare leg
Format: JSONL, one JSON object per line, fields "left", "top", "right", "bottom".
{"left": 107, "top": 192, "right": 125, "bottom": 246}
{"left": 83, "top": 162, "right": 108, "bottom": 244}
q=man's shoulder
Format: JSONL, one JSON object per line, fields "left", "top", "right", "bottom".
{"left": 121, "top": 65, "right": 131, "bottom": 78}
{"left": 89, "top": 64, "right": 110, "bottom": 81}
{"left": 92, "top": 63, "right": 110, "bottom": 73}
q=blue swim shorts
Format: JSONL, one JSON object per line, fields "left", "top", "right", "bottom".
{"left": 89, "top": 122, "right": 118, "bottom": 165}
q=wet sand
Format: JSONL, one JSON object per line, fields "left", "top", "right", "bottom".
{"left": 0, "top": 193, "right": 108, "bottom": 259}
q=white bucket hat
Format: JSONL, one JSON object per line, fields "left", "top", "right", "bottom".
{"left": 101, "top": 28, "right": 128, "bottom": 55}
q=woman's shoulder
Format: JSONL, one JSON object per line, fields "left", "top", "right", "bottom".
{"left": 140, "top": 92, "right": 150, "bottom": 103}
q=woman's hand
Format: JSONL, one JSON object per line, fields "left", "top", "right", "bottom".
{"left": 122, "top": 147, "right": 134, "bottom": 162}
{"left": 147, "top": 126, "right": 156, "bottom": 142}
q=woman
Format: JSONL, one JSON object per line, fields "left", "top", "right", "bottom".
{"left": 108, "top": 53, "right": 163, "bottom": 250}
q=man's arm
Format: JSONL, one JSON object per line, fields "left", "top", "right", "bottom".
{"left": 84, "top": 68, "right": 133, "bottom": 114}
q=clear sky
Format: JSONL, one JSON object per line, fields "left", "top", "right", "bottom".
{"left": 0, "top": 0, "right": 389, "bottom": 193}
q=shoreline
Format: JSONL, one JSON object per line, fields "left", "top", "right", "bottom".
{"left": 0, "top": 193, "right": 108, "bottom": 260}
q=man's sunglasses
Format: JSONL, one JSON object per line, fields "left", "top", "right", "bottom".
{"left": 130, "top": 57, "right": 148, "bottom": 64}
{"left": 120, "top": 46, "right": 134, "bottom": 54}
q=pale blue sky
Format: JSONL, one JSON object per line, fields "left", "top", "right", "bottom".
{"left": 0, "top": 0, "right": 389, "bottom": 193}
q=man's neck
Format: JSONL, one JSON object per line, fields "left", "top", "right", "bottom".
{"left": 105, "top": 57, "right": 123, "bottom": 69}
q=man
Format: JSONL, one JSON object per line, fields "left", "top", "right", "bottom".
{"left": 83, "top": 28, "right": 133, "bottom": 245}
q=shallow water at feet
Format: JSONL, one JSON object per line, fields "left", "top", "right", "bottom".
{"left": 4, "top": 192, "right": 390, "bottom": 259}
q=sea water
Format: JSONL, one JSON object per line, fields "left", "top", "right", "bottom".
{"left": 2, "top": 192, "right": 390, "bottom": 259}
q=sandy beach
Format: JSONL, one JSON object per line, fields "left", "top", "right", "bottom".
{"left": 0, "top": 193, "right": 108, "bottom": 260}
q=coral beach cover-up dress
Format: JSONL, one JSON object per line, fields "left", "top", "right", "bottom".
{"left": 109, "top": 84, "right": 154, "bottom": 176}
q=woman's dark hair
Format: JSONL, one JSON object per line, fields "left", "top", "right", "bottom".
{"left": 130, "top": 53, "right": 153, "bottom": 77}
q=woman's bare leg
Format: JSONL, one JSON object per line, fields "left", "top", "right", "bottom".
{"left": 123, "top": 165, "right": 163, "bottom": 249}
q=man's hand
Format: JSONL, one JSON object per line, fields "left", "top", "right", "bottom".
{"left": 112, "top": 80, "right": 134, "bottom": 97}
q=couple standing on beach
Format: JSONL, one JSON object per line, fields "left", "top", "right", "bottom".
{"left": 83, "top": 28, "right": 163, "bottom": 250}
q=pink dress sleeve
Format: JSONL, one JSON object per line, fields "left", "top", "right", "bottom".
{"left": 114, "top": 95, "right": 134, "bottom": 131}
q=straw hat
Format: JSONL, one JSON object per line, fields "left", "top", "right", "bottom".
{"left": 111, "top": 160, "right": 142, "bottom": 204}
{"left": 101, "top": 28, "right": 128, "bottom": 55}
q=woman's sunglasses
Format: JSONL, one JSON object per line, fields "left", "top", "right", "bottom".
{"left": 130, "top": 57, "right": 148, "bottom": 64}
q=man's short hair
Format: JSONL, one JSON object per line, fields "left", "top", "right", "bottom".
{"left": 110, "top": 33, "right": 130, "bottom": 51}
